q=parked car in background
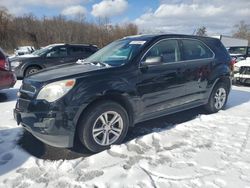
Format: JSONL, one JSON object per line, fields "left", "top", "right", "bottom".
{"left": 14, "top": 46, "right": 35, "bottom": 56}
{"left": 14, "top": 34, "right": 232, "bottom": 153}
{"left": 233, "top": 57, "right": 250, "bottom": 85}
{"left": 228, "top": 46, "right": 250, "bottom": 62}
{"left": 10, "top": 43, "right": 98, "bottom": 78}
{"left": 0, "top": 48, "right": 16, "bottom": 91}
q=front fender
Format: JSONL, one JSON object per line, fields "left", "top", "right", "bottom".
{"left": 70, "top": 76, "right": 139, "bottom": 126}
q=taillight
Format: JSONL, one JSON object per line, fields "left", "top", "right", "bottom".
{"left": 0, "top": 58, "right": 9, "bottom": 70}
{"left": 230, "top": 58, "right": 236, "bottom": 72}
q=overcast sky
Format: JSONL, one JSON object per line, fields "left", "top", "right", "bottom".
{"left": 0, "top": 0, "right": 249, "bottom": 35}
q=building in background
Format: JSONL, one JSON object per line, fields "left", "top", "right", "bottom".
{"left": 212, "top": 35, "right": 248, "bottom": 47}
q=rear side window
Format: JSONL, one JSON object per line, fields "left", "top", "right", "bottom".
{"left": 69, "top": 46, "right": 96, "bottom": 56}
{"left": 143, "top": 39, "right": 181, "bottom": 64}
{"left": 181, "top": 39, "right": 214, "bottom": 61}
{"left": 69, "top": 46, "right": 85, "bottom": 55}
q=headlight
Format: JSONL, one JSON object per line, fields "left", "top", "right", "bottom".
{"left": 37, "top": 79, "right": 75, "bottom": 102}
{"left": 11, "top": 61, "right": 22, "bottom": 67}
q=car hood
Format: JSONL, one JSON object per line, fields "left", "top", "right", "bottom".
{"left": 9, "top": 54, "right": 39, "bottom": 62}
{"left": 230, "top": 53, "right": 244, "bottom": 56}
{"left": 27, "top": 63, "right": 108, "bottom": 82}
{"left": 234, "top": 59, "right": 250, "bottom": 68}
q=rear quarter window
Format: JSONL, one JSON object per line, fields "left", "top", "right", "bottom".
{"left": 69, "top": 46, "right": 96, "bottom": 56}
{"left": 181, "top": 39, "right": 214, "bottom": 61}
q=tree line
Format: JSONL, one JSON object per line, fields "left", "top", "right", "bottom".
{"left": 0, "top": 7, "right": 138, "bottom": 53}
{"left": 195, "top": 22, "right": 250, "bottom": 45}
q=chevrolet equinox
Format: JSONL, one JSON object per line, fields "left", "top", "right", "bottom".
{"left": 14, "top": 34, "right": 232, "bottom": 152}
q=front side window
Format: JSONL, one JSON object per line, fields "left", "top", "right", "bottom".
{"left": 142, "top": 39, "right": 180, "bottom": 64}
{"left": 181, "top": 39, "right": 213, "bottom": 60}
{"left": 46, "top": 47, "right": 67, "bottom": 58}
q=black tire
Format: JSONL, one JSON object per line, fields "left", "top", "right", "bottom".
{"left": 205, "top": 82, "right": 229, "bottom": 113}
{"left": 78, "top": 101, "right": 129, "bottom": 153}
{"left": 25, "top": 66, "right": 40, "bottom": 77}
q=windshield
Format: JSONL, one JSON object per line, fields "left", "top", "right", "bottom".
{"left": 32, "top": 46, "right": 53, "bottom": 56}
{"left": 228, "top": 47, "right": 247, "bottom": 55}
{"left": 85, "top": 39, "right": 147, "bottom": 66}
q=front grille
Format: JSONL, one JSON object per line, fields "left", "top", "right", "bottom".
{"left": 17, "top": 98, "right": 30, "bottom": 111}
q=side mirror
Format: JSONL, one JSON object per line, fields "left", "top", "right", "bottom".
{"left": 144, "top": 56, "right": 163, "bottom": 65}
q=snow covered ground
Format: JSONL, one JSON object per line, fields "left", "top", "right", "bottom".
{"left": 0, "top": 81, "right": 250, "bottom": 188}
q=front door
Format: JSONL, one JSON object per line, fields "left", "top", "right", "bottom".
{"left": 44, "top": 46, "right": 72, "bottom": 68}
{"left": 136, "top": 39, "right": 187, "bottom": 117}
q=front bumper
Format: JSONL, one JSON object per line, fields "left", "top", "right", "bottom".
{"left": 14, "top": 103, "right": 76, "bottom": 148}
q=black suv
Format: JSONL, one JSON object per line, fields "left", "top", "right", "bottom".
{"left": 10, "top": 43, "right": 98, "bottom": 78}
{"left": 14, "top": 34, "right": 232, "bottom": 153}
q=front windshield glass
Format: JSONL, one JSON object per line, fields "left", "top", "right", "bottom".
{"left": 32, "top": 46, "right": 53, "bottom": 56}
{"left": 85, "top": 38, "right": 147, "bottom": 66}
{"left": 228, "top": 47, "right": 247, "bottom": 55}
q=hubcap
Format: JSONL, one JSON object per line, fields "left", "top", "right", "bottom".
{"left": 29, "top": 69, "right": 38, "bottom": 75}
{"left": 214, "top": 87, "right": 226, "bottom": 110}
{"left": 92, "top": 111, "right": 123, "bottom": 146}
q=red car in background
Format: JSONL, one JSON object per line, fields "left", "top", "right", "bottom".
{"left": 0, "top": 48, "right": 16, "bottom": 90}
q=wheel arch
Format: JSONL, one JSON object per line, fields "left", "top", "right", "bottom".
{"left": 207, "top": 75, "right": 232, "bottom": 101}
{"left": 23, "top": 64, "right": 43, "bottom": 77}
{"left": 75, "top": 92, "right": 135, "bottom": 131}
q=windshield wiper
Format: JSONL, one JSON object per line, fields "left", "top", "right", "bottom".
{"left": 76, "top": 59, "right": 110, "bottom": 67}
{"left": 91, "top": 61, "right": 110, "bottom": 67}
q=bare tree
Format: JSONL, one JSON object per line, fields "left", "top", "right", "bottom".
{"left": 0, "top": 7, "right": 138, "bottom": 53}
{"left": 233, "top": 21, "right": 250, "bottom": 43}
{"left": 195, "top": 26, "right": 207, "bottom": 36}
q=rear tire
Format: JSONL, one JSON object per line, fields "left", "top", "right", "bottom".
{"left": 78, "top": 101, "right": 129, "bottom": 153}
{"left": 25, "top": 66, "right": 40, "bottom": 77}
{"left": 205, "top": 82, "right": 229, "bottom": 113}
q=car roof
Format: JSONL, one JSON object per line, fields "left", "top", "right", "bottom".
{"left": 123, "top": 34, "right": 216, "bottom": 41}
{"left": 47, "top": 43, "right": 97, "bottom": 47}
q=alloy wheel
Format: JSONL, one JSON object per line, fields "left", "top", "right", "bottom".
{"left": 92, "top": 111, "right": 123, "bottom": 146}
{"left": 214, "top": 88, "right": 226, "bottom": 110}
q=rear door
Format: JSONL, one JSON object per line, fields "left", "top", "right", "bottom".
{"left": 180, "top": 39, "right": 214, "bottom": 102}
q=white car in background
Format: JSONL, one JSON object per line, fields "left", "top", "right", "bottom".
{"left": 14, "top": 46, "right": 35, "bottom": 56}
{"left": 233, "top": 57, "right": 250, "bottom": 85}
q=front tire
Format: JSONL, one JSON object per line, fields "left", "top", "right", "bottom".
{"left": 78, "top": 101, "right": 129, "bottom": 153}
{"left": 205, "top": 82, "right": 229, "bottom": 113}
{"left": 25, "top": 66, "right": 40, "bottom": 77}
